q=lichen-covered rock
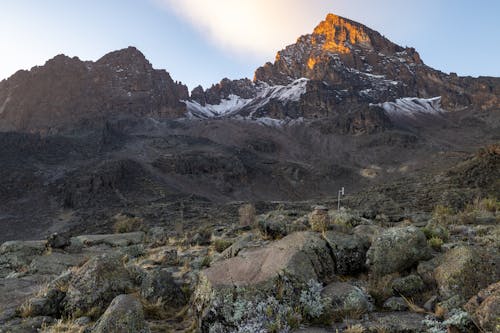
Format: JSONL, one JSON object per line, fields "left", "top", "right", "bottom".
{"left": 366, "top": 226, "right": 431, "bottom": 276}
{"left": 139, "top": 269, "right": 185, "bottom": 307}
{"left": 434, "top": 245, "right": 499, "bottom": 302}
{"left": 19, "top": 287, "right": 65, "bottom": 317}
{"left": 46, "top": 233, "right": 70, "bottom": 249}
{"left": 197, "top": 232, "right": 334, "bottom": 290}
{"left": 391, "top": 274, "right": 424, "bottom": 297}
{"left": 323, "top": 231, "right": 369, "bottom": 275}
{"left": 464, "top": 281, "right": 500, "bottom": 333}
{"left": 0, "top": 240, "right": 46, "bottom": 275}
{"left": 64, "top": 253, "right": 134, "bottom": 317}
{"left": 383, "top": 297, "right": 408, "bottom": 311}
{"left": 93, "top": 294, "right": 150, "bottom": 333}
{"left": 194, "top": 232, "right": 335, "bottom": 330}
{"left": 321, "top": 282, "right": 373, "bottom": 316}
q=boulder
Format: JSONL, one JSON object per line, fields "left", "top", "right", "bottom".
{"left": 434, "top": 246, "right": 499, "bottom": 301}
{"left": 321, "top": 282, "right": 373, "bottom": 317}
{"left": 64, "top": 253, "right": 134, "bottom": 317}
{"left": 27, "top": 252, "right": 86, "bottom": 276}
{"left": 70, "top": 232, "right": 145, "bottom": 248}
{"left": 139, "top": 269, "right": 185, "bottom": 307}
{"left": 391, "top": 274, "right": 425, "bottom": 297}
{"left": 366, "top": 226, "right": 431, "bottom": 276}
{"left": 198, "top": 232, "right": 334, "bottom": 289}
{"left": 323, "top": 231, "right": 369, "bottom": 275}
{"left": 46, "top": 233, "right": 70, "bottom": 249}
{"left": 19, "top": 288, "right": 65, "bottom": 317}
{"left": 93, "top": 294, "right": 150, "bottom": 333}
{"left": 194, "top": 232, "right": 335, "bottom": 330}
{"left": 383, "top": 297, "right": 408, "bottom": 311}
{"left": 352, "top": 224, "right": 383, "bottom": 245}
{"left": 464, "top": 282, "right": 500, "bottom": 333}
{"left": 0, "top": 240, "right": 46, "bottom": 274}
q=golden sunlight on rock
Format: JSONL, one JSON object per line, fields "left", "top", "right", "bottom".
{"left": 313, "top": 13, "right": 371, "bottom": 54}
{"left": 307, "top": 57, "right": 317, "bottom": 70}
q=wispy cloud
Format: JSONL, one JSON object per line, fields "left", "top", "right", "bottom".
{"left": 154, "top": 0, "right": 327, "bottom": 59}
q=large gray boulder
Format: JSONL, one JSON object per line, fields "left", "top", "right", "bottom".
{"left": 70, "top": 232, "right": 145, "bottom": 248}
{"left": 0, "top": 240, "right": 46, "bottom": 276}
{"left": 323, "top": 232, "right": 369, "bottom": 275}
{"left": 321, "top": 282, "right": 373, "bottom": 317}
{"left": 366, "top": 226, "right": 431, "bottom": 276}
{"left": 139, "top": 269, "right": 185, "bottom": 307}
{"left": 93, "top": 294, "right": 150, "bottom": 333}
{"left": 64, "top": 253, "right": 134, "bottom": 318}
{"left": 434, "top": 245, "right": 499, "bottom": 302}
{"left": 194, "top": 232, "right": 335, "bottom": 331}
{"left": 198, "top": 232, "right": 334, "bottom": 289}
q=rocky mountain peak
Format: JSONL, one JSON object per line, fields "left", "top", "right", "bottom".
{"left": 96, "top": 46, "right": 153, "bottom": 71}
{"left": 311, "top": 13, "right": 373, "bottom": 55}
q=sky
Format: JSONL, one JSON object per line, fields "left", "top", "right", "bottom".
{"left": 0, "top": 0, "right": 499, "bottom": 90}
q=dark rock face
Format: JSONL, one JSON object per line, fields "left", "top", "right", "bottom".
{"left": 190, "top": 78, "right": 256, "bottom": 106}
{"left": 0, "top": 47, "right": 188, "bottom": 133}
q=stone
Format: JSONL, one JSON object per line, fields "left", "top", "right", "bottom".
{"left": 93, "top": 294, "right": 150, "bottom": 333}
{"left": 464, "top": 281, "right": 500, "bottom": 333}
{"left": 218, "top": 233, "right": 255, "bottom": 261}
{"left": 323, "top": 231, "right": 369, "bottom": 275}
{"left": 147, "top": 227, "right": 168, "bottom": 246}
{"left": 423, "top": 295, "right": 439, "bottom": 312}
{"left": 198, "top": 232, "right": 334, "bottom": 289}
{"left": 352, "top": 224, "right": 383, "bottom": 245}
{"left": 383, "top": 297, "right": 408, "bottom": 311}
{"left": 19, "top": 289, "right": 64, "bottom": 317}
{"left": 27, "top": 252, "right": 86, "bottom": 276}
{"left": 257, "top": 214, "right": 288, "bottom": 240}
{"left": 369, "top": 312, "right": 426, "bottom": 332}
{"left": 139, "top": 269, "right": 186, "bottom": 307}
{"left": 321, "top": 282, "right": 373, "bottom": 316}
{"left": 391, "top": 274, "right": 425, "bottom": 297}
{"left": 64, "top": 253, "right": 134, "bottom": 317}
{"left": 70, "top": 232, "right": 145, "bottom": 248}
{"left": 366, "top": 226, "right": 431, "bottom": 276}
{"left": 46, "top": 233, "right": 70, "bottom": 249}
{"left": 434, "top": 245, "right": 499, "bottom": 301}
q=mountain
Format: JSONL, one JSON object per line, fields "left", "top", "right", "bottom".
{"left": 0, "top": 46, "right": 188, "bottom": 133}
{"left": 0, "top": 14, "right": 498, "bottom": 243}
{"left": 187, "top": 14, "right": 499, "bottom": 124}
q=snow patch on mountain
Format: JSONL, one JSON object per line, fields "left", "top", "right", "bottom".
{"left": 184, "top": 95, "right": 252, "bottom": 118}
{"left": 184, "top": 78, "right": 309, "bottom": 119}
{"left": 376, "top": 97, "right": 443, "bottom": 118}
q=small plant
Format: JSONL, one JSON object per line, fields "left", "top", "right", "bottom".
{"left": 309, "top": 210, "right": 329, "bottom": 233}
{"left": 432, "top": 205, "right": 455, "bottom": 225}
{"left": 239, "top": 203, "right": 256, "bottom": 227}
{"left": 41, "top": 318, "right": 86, "bottom": 333}
{"left": 18, "top": 301, "right": 34, "bottom": 318}
{"left": 428, "top": 236, "right": 444, "bottom": 250}
{"left": 112, "top": 213, "right": 144, "bottom": 233}
{"left": 213, "top": 239, "right": 233, "bottom": 253}
{"left": 344, "top": 324, "right": 364, "bottom": 333}
{"left": 200, "top": 255, "right": 211, "bottom": 268}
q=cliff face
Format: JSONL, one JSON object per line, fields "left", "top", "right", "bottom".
{"left": 0, "top": 47, "right": 188, "bottom": 133}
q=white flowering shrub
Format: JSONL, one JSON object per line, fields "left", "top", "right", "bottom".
{"left": 299, "top": 279, "right": 328, "bottom": 318}
{"left": 422, "top": 310, "right": 473, "bottom": 333}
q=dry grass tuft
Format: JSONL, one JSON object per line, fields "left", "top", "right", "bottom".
{"left": 112, "top": 213, "right": 144, "bottom": 233}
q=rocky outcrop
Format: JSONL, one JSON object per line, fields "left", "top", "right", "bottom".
{"left": 464, "top": 282, "right": 500, "bottom": 333}
{"left": 64, "top": 253, "right": 134, "bottom": 317}
{"left": 0, "top": 47, "right": 188, "bottom": 133}
{"left": 366, "top": 226, "right": 431, "bottom": 276}
{"left": 93, "top": 294, "right": 150, "bottom": 333}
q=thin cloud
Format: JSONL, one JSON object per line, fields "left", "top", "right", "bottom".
{"left": 155, "top": 0, "right": 326, "bottom": 59}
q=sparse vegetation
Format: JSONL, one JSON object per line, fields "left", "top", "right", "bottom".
{"left": 428, "top": 236, "right": 444, "bottom": 250}
{"left": 41, "top": 319, "right": 85, "bottom": 333}
{"left": 213, "top": 239, "right": 233, "bottom": 253}
{"left": 112, "top": 213, "right": 144, "bottom": 233}
{"left": 432, "top": 205, "right": 455, "bottom": 225}
{"left": 344, "top": 324, "right": 365, "bottom": 333}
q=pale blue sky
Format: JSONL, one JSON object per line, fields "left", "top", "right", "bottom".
{"left": 1, "top": 0, "right": 499, "bottom": 90}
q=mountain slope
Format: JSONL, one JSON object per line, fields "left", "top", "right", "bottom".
{"left": 0, "top": 47, "right": 188, "bottom": 133}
